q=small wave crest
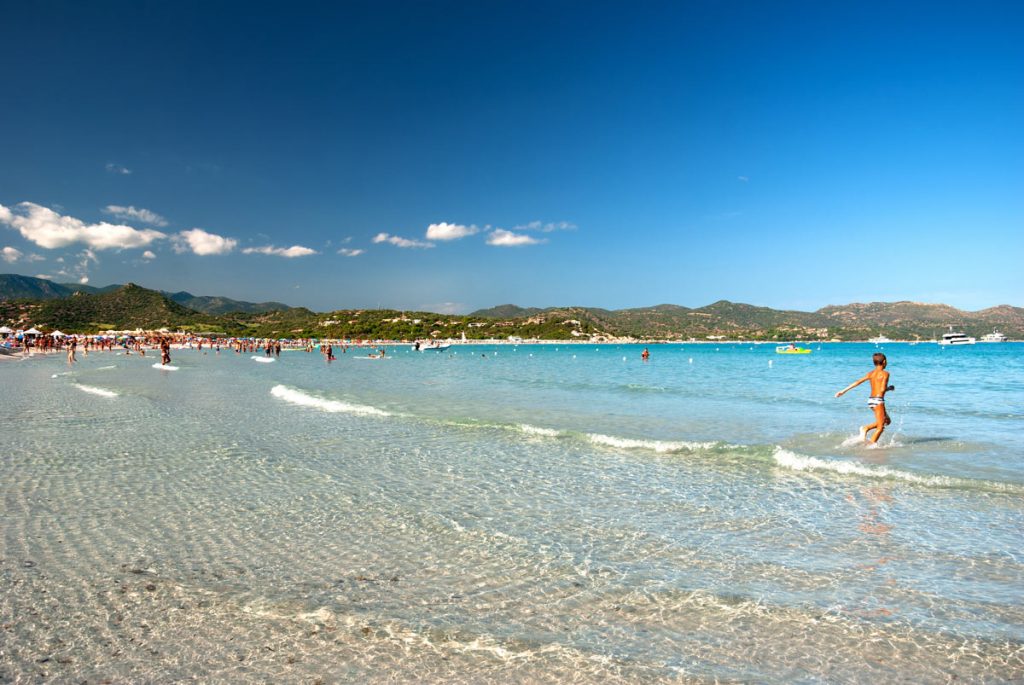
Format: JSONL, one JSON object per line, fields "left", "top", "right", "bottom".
{"left": 772, "top": 447, "right": 1022, "bottom": 493}
{"left": 75, "top": 384, "right": 119, "bottom": 398}
{"left": 586, "top": 433, "right": 718, "bottom": 454}
{"left": 270, "top": 384, "right": 390, "bottom": 417}
{"left": 517, "top": 423, "right": 562, "bottom": 438}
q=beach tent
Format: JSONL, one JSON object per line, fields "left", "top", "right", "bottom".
{"left": 25, "top": 327, "right": 42, "bottom": 335}
{"left": 0, "top": 326, "right": 12, "bottom": 335}
{"left": 51, "top": 330, "right": 65, "bottom": 337}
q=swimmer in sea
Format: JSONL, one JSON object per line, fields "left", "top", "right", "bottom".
{"left": 641, "top": 347, "right": 650, "bottom": 361}
{"left": 835, "top": 352, "right": 893, "bottom": 444}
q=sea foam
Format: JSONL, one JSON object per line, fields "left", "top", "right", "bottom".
{"left": 271, "top": 384, "right": 390, "bottom": 417}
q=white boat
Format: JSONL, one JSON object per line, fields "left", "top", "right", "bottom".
{"left": 867, "top": 335, "right": 892, "bottom": 344}
{"left": 413, "top": 340, "right": 451, "bottom": 352}
{"left": 980, "top": 329, "right": 1007, "bottom": 343}
{"left": 938, "top": 327, "right": 976, "bottom": 346}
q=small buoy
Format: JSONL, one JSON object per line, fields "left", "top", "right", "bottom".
{"left": 572, "top": 355, "right": 576, "bottom": 359}
{"left": 768, "top": 360, "right": 773, "bottom": 367}
{"left": 622, "top": 356, "right": 627, "bottom": 361}
{"left": 688, "top": 358, "right": 693, "bottom": 364}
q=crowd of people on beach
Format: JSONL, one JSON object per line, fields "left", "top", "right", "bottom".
{"left": 0, "top": 329, "right": 396, "bottom": 364}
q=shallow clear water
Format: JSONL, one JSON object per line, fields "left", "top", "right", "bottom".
{"left": 2, "top": 343, "right": 1023, "bottom": 682}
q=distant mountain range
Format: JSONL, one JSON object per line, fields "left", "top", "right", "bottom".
{"left": 470, "top": 301, "right": 1024, "bottom": 339}
{"left": 0, "top": 274, "right": 292, "bottom": 314}
{"left": 1, "top": 273, "right": 1021, "bottom": 339}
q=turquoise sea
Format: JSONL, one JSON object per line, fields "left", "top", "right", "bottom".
{"left": 2, "top": 342, "right": 1023, "bottom": 682}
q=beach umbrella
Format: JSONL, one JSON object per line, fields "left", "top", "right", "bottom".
{"left": 0, "top": 326, "right": 12, "bottom": 334}
{"left": 51, "top": 330, "right": 65, "bottom": 337}
{"left": 25, "top": 327, "right": 42, "bottom": 335}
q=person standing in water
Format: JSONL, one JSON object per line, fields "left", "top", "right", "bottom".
{"left": 641, "top": 347, "right": 650, "bottom": 361}
{"left": 835, "top": 352, "right": 893, "bottom": 444}
{"left": 160, "top": 338, "right": 172, "bottom": 366}
{"left": 67, "top": 336, "right": 77, "bottom": 363}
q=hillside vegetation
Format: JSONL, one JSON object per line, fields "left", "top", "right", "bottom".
{"left": 1, "top": 275, "right": 1021, "bottom": 339}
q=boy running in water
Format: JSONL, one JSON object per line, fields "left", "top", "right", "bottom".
{"left": 835, "top": 352, "right": 893, "bottom": 444}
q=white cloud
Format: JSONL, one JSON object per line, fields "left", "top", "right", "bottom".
{"left": 2, "top": 246, "right": 23, "bottom": 263}
{"left": 105, "top": 162, "right": 132, "bottom": 175}
{"left": 173, "top": 228, "right": 237, "bottom": 256}
{"left": 338, "top": 248, "right": 364, "bottom": 257}
{"left": 0, "top": 202, "right": 166, "bottom": 250}
{"left": 372, "top": 232, "right": 434, "bottom": 249}
{"left": 242, "top": 245, "right": 317, "bottom": 258}
{"left": 514, "top": 220, "right": 577, "bottom": 233}
{"left": 103, "top": 205, "right": 169, "bottom": 227}
{"left": 487, "top": 229, "right": 544, "bottom": 247}
{"left": 425, "top": 222, "right": 479, "bottom": 241}
{"left": 35, "top": 274, "right": 53, "bottom": 280}
{"left": 142, "top": 250, "right": 156, "bottom": 260}
{"left": 738, "top": 176, "right": 749, "bottom": 182}
{"left": 53, "top": 249, "right": 98, "bottom": 283}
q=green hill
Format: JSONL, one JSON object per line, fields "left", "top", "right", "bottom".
{"left": 165, "top": 291, "right": 292, "bottom": 315}
{"left": 0, "top": 274, "right": 294, "bottom": 315}
{"left": 34, "top": 284, "right": 211, "bottom": 331}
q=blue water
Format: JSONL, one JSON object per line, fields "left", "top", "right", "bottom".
{"left": 2, "top": 342, "right": 1022, "bottom": 682}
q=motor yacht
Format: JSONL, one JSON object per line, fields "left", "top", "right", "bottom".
{"left": 980, "top": 329, "right": 1007, "bottom": 343}
{"left": 938, "top": 327, "right": 975, "bottom": 346}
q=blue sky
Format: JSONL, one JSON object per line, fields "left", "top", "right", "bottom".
{"left": 1, "top": 1, "right": 1021, "bottom": 313}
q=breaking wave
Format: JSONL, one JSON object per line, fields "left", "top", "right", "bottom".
{"left": 271, "top": 385, "right": 390, "bottom": 417}
{"left": 517, "top": 423, "right": 562, "bottom": 438}
{"left": 584, "top": 433, "right": 719, "bottom": 454}
{"left": 772, "top": 447, "right": 1023, "bottom": 494}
